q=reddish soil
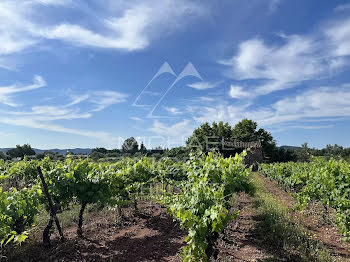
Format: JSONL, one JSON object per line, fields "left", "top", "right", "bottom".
{"left": 3, "top": 175, "right": 350, "bottom": 262}
{"left": 259, "top": 175, "right": 350, "bottom": 261}
{"left": 216, "top": 192, "right": 272, "bottom": 261}
{"left": 216, "top": 192, "right": 301, "bottom": 262}
{"left": 6, "top": 203, "right": 186, "bottom": 262}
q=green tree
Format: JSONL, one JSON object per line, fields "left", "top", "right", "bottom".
{"left": 122, "top": 137, "right": 139, "bottom": 154}
{"left": 6, "top": 144, "right": 36, "bottom": 158}
{"left": 232, "top": 119, "right": 276, "bottom": 160}
{"left": 89, "top": 151, "right": 104, "bottom": 161}
{"left": 165, "top": 146, "right": 190, "bottom": 160}
{"left": 139, "top": 142, "right": 147, "bottom": 154}
{"left": 232, "top": 119, "right": 258, "bottom": 141}
{"left": 91, "top": 148, "right": 108, "bottom": 154}
{"left": 186, "top": 121, "right": 231, "bottom": 151}
{"left": 0, "top": 151, "right": 6, "bottom": 160}
{"left": 187, "top": 119, "right": 277, "bottom": 161}
{"left": 297, "top": 143, "right": 310, "bottom": 162}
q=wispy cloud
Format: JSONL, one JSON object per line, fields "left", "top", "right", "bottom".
{"left": 228, "top": 85, "right": 250, "bottom": 99}
{"left": 0, "top": 117, "right": 114, "bottom": 141}
{"left": 0, "top": 0, "right": 206, "bottom": 68}
{"left": 324, "top": 18, "right": 350, "bottom": 57}
{"left": 130, "top": 116, "right": 143, "bottom": 121}
{"left": 150, "top": 119, "right": 193, "bottom": 139}
{"left": 0, "top": 81, "right": 127, "bottom": 141}
{"left": 32, "top": 0, "right": 73, "bottom": 6}
{"left": 221, "top": 17, "right": 350, "bottom": 97}
{"left": 199, "top": 96, "right": 215, "bottom": 102}
{"left": 188, "top": 81, "right": 220, "bottom": 90}
{"left": 191, "top": 84, "right": 350, "bottom": 129}
{"left": 0, "top": 75, "right": 46, "bottom": 106}
{"left": 163, "top": 106, "right": 182, "bottom": 115}
{"left": 272, "top": 124, "right": 334, "bottom": 133}
{"left": 90, "top": 91, "right": 128, "bottom": 112}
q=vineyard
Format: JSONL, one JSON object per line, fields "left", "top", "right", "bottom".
{"left": 0, "top": 152, "right": 253, "bottom": 261}
{"left": 261, "top": 158, "right": 350, "bottom": 242}
{"left": 0, "top": 153, "right": 349, "bottom": 261}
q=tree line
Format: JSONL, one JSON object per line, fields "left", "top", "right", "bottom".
{"left": 1, "top": 119, "right": 350, "bottom": 162}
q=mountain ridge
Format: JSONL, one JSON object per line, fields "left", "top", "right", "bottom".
{"left": 0, "top": 148, "right": 92, "bottom": 155}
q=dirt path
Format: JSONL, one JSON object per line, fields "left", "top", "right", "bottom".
{"left": 216, "top": 192, "right": 274, "bottom": 261}
{"left": 215, "top": 173, "right": 350, "bottom": 262}
{"left": 259, "top": 174, "right": 350, "bottom": 261}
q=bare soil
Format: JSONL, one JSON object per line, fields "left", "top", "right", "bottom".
{"left": 259, "top": 175, "right": 350, "bottom": 261}
{"left": 3, "top": 174, "right": 350, "bottom": 262}
{"left": 5, "top": 203, "right": 186, "bottom": 262}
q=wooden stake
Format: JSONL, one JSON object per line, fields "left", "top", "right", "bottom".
{"left": 37, "top": 166, "right": 65, "bottom": 242}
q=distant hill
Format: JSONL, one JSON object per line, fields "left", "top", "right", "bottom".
{"left": 279, "top": 145, "right": 301, "bottom": 151}
{"left": 0, "top": 148, "right": 92, "bottom": 155}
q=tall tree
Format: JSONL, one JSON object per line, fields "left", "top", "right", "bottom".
{"left": 231, "top": 119, "right": 258, "bottom": 141}
{"left": 232, "top": 119, "right": 276, "bottom": 160}
{"left": 91, "top": 148, "right": 108, "bottom": 154}
{"left": 6, "top": 144, "right": 36, "bottom": 158}
{"left": 186, "top": 121, "right": 231, "bottom": 151}
{"left": 122, "top": 137, "right": 139, "bottom": 154}
{"left": 186, "top": 119, "right": 277, "bottom": 160}
{"left": 139, "top": 142, "right": 147, "bottom": 154}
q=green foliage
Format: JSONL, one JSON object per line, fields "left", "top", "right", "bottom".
{"left": 91, "top": 148, "right": 108, "bottom": 154}
{"left": 0, "top": 186, "right": 42, "bottom": 245}
{"left": 139, "top": 142, "right": 147, "bottom": 154}
{"left": 162, "top": 152, "right": 251, "bottom": 261}
{"left": 6, "top": 144, "right": 36, "bottom": 159}
{"left": 232, "top": 119, "right": 276, "bottom": 160}
{"left": 164, "top": 146, "right": 190, "bottom": 160}
{"left": 0, "top": 151, "right": 6, "bottom": 160}
{"left": 261, "top": 158, "right": 350, "bottom": 242}
{"left": 0, "top": 153, "right": 252, "bottom": 256}
{"left": 186, "top": 121, "right": 231, "bottom": 151}
{"left": 186, "top": 119, "right": 276, "bottom": 161}
{"left": 122, "top": 137, "right": 139, "bottom": 154}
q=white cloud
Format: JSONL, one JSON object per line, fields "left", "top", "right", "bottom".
{"left": 0, "top": 0, "right": 206, "bottom": 65}
{"left": 163, "top": 106, "right": 182, "bottom": 115}
{"left": 271, "top": 124, "right": 334, "bottom": 133}
{"left": 89, "top": 91, "right": 128, "bottom": 112}
{"left": 188, "top": 81, "right": 220, "bottom": 90}
{"left": 0, "top": 83, "right": 127, "bottom": 141}
{"left": 271, "top": 87, "right": 350, "bottom": 121}
{"left": 223, "top": 36, "right": 329, "bottom": 95}
{"left": 199, "top": 96, "right": 215, "bottom": 101}
{"left": 41, "top": 23, "right": 147, "bottom": 51}
{"left": 222, "top": 17, "right": 350, "bottom": 97}
{"left": 0, "top": 75, "right": 46, "bottom": 106}
{"left": 6, "top": 89, "right": 127, "bottom": 118}
{"left": 288, "top": 125, "right": 334, "bottom": 130}
{"left": 34, "top": 0, "right": 73, "bottom": 6}
{"left": 0, "top": 1, "right": 36, "bottom": 56}
{"left": 130, "top": 116, "right": 143, "bottom": 121}
{"left": 150, "top": 119, "right": 193, "bottom": 138}
{"left": 325, "top": 18, "right": 350, "bottom": 56}
{"left": 0, "top": 117, "right": 113, "bottom": 141}
{"left": 191, "top": 85, "right": 350, "bottom": 129}
{"left": 229, "top": 85, "right": 250, "bottom": 99}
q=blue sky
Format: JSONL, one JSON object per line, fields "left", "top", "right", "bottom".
{"left": 0, "top": 0, "right": 350, "bottom": 149}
